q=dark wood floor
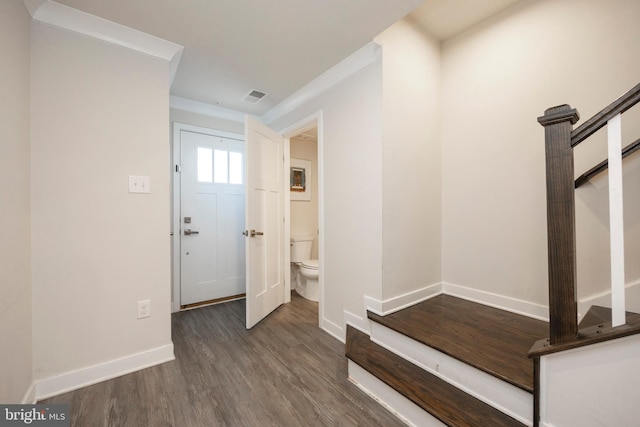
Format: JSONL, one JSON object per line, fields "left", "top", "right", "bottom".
{"left": 41, "top": 294, "right": 404, "bottom": 427}
{"left": 346, "top": 326, "right": 525, "bottom": 427}
{"left": 368, "top": 294, "right": 549, "bottom": 392}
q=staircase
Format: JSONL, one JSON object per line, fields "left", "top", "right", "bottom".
{"left": 346, "top": 295, "right": 548, "bottom": 426}
{"left": 345, "top": 83, "right": 640, "bottom": 426}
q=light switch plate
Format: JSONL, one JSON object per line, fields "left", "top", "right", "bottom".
{"left": 129, "top": 175, "right": 150, "bottom": 193}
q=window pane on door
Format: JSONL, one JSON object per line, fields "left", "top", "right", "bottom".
{"left": 229, "top": 152, "right": 243, "bottom": 184}
{"left": 197, "top": 147, "right": 213, "bottom": 182}
{"left": 214, "top": 149, "right": 228, "bottom": 183}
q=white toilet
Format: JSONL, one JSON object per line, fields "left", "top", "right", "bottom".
{"left": 290, "top": 235, "right": 319, "bottom": 301}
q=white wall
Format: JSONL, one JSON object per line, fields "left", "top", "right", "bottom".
{"left": 31, "top": 22, "right": 173, "bottom": 389}
{"left": 374, "top": 18, "right": 442, "bottom": 301}
{"left": 290, "top": 137, "right": 319, "bottom": 259}
{"left": 441, "top": 0, "right": 640, "bottom": 311}
{"left": 268, "top": 50, "right": 384, "bottom": 339}
{"left": 0, "top": 0, "right": 33, "bottom": 404}
{"left": 268, "top": 20, "right": 444, "bottom": 335}
{"left": 540, "top": 334, "right": 640, "bottom": 427}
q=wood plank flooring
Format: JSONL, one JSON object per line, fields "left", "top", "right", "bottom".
{"left": 367, "top": 294, "right": 548, "bottom": 392}
{"left": 346, "top": 326, "right": 525, "bottom": 427}
{"left": 40, "top": 294, "right": 404, "bottom": 427}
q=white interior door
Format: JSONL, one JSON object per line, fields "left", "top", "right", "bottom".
{"left": 180, "top": 130, "right": 245, "bottom": 307}
{"left": 245, "top": 116, "right": 285, "bottom": 329}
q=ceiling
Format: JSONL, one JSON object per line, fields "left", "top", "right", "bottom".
{"left": 412, "top": 0, "right": 520, "bottom": 40}
{"left": 51, "top": 0, "right": 520, "bottom": 117}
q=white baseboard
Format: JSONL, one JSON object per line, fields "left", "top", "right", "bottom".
{"left": 348, "top": 360, "right": 445, "bottom": 427}
{"left": 346, "top": 283, "right": 444, "bottom": 341}
{"left": 35, "top": 343, "right": 175, "bottom": 400}
{"left": 364, "top": 282, "right": 443, "bottom": 316}
{"left": 361, "top": 282, "right": 549, "bottom": 331}
{"left": 343, "top": 310, "right": 371, "bottom": 335}
{"left": 443, "top": 282, "right": 549, "bottom": 321}
{"left": 21, "top": 383, "right": 36, "bottom": 404}
{"left": 321, "top": 316, "right": 345, "bottom": 344}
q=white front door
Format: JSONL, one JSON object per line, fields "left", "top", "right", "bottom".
{"left": 245, "top": 116, "right": 285, "bottom": 329}
{"left": 180, "top": 130, "right": 245, "bottom": 307}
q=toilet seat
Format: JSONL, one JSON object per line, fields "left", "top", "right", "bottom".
{"left": 301, "top": 259, "right": 318, "bottom": 270}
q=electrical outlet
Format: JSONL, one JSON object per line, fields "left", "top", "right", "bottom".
{"left": 137, "top": 300, "right": 151, "bottom": 319}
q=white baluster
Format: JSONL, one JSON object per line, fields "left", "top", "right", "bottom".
{"left": 608, "top": 114, "right": 626, "bottom": 327}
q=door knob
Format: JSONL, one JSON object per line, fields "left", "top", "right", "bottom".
{"left": 250, "top": 229, "right": 264, "bottom": 237}
{"left": 184, "top": 229, "right": 200, "bottom": 235}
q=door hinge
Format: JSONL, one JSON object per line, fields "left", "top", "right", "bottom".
{"left": 175, "top": 165, "right": 181, "bottom": 173}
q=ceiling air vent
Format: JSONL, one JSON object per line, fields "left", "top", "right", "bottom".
{"left": 242, "top": 89, "right": 268, "bottom": 104}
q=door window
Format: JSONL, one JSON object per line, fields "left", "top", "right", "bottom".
{"left": 197, "top": 147, "right": 213, "bottom": 182}
{"left": 198, "top": 147, "right": 243, "bottom": 185}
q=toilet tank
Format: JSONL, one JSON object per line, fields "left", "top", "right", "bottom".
{"left": 290, "top": 235, "right": 314, "bottom": 262}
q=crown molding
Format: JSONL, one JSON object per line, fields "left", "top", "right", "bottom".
{"left": 23, "top": 0, "right": 183, "bottom": 86}
{"left": 170, "top": 96, "right": 245, "bottom": 123}
{"left": 262, "top": 41, "right": 382, "bottom": 125}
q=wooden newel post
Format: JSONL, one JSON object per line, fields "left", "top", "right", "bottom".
{"left": 538, "top": 105, "right": 580, "bottom": 345}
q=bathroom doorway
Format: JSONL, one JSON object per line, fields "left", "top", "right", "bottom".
{"left": 289, "top": 126, "right": 319, "bottom": 301}
{"left": 280, "top": 113, "right": 324, "bottom": 327}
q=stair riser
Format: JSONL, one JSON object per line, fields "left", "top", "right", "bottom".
{"left": 348, "top": 361, "right": 447, "bottom": 427}
{"left": 371, "top": 322, "right": 533, "bottom": 426}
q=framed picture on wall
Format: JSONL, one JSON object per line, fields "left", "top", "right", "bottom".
{"left": 290, "top": 158, "right": 311, "bottom": 201}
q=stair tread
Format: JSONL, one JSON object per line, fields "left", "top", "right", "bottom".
{"left": 579, "top": 305, "right": 640, "bottom": 329}
{"left": 530, "top": 305, "right": 640, "bottom": 357}
{"left": 367, "top": 295, "right": 548, "bottom": 392}
{"left": 346, "top": 326, "right": 526, "bottom": 427}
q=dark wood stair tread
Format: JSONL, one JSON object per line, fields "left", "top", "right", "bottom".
{"left": 346, "top": 326, "right": 525, "bottom": 427}
{"left": 529, "top": 304, "right": 640, "bottom": 357}
{"left": 367, "top": 294, "right": 548, "bottom": 392}
{"left": 579, "top": 305, "right": 640, "bottom": 329}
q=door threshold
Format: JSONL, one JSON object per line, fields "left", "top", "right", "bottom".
{"left": 180, "top": 294, "right": 246, "bottom": 311}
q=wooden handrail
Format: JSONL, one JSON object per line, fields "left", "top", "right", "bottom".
{"left": 575, "top": 138, "right": 640, "bottom": 188}
{"left": 538, "top": 83, "right": 639, "bottom": 346}
{"left": 571, "top": 82, "right": 640, "bottom": 147}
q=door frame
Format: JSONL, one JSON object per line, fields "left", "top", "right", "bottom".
{"left": 171, "top": 122, "right": 245, "bottom": 313}
{"left": 276, "top": 111, "right": 324, "bottom": 326}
